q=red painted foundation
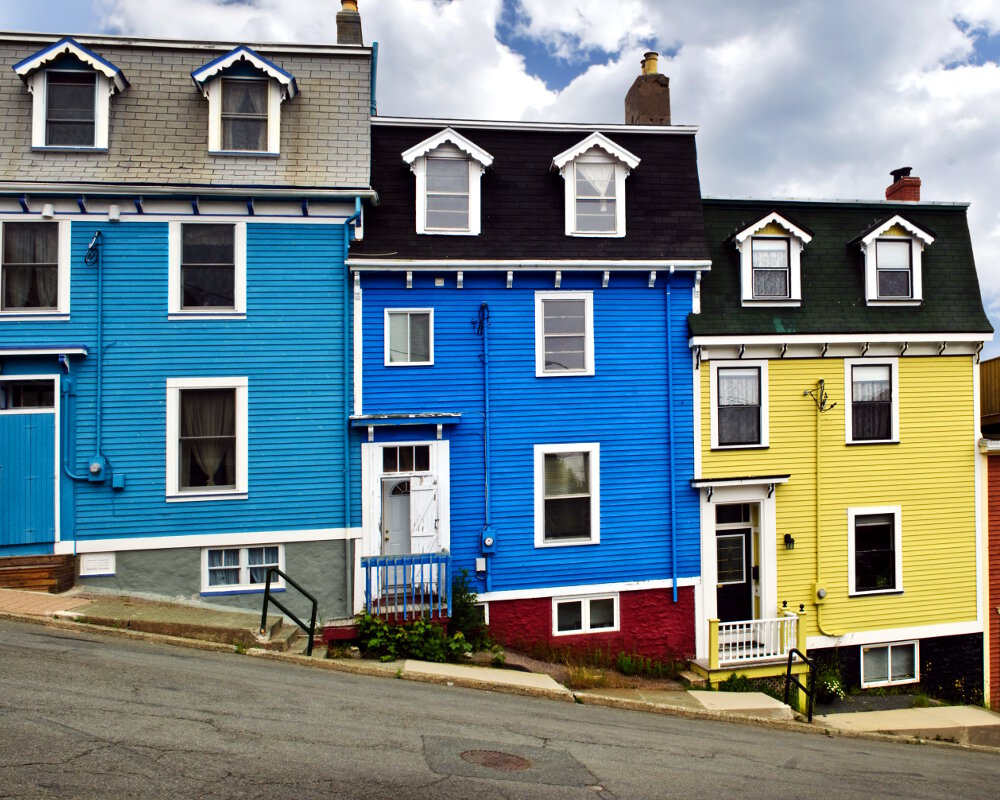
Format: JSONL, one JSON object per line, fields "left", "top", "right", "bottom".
{"left": 486, "top": 586, "right": 695, "bottom": 662}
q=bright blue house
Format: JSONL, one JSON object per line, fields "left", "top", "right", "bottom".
{"left": 0, "top": 26, "right": 373, "bottom": 617}
{"left": 348, "top": 58, "right": 712, "bottom": 658}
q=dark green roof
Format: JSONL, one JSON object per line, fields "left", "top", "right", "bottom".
{"left": 689, "top": 198, "right": 993, "bottom": 337}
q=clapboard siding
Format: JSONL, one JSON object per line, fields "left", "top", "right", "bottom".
{"left": 360, "top": 269, "right": 700, "bottom": 593}
{"left": 989, "top": 454, "right": 1000, "bottom": 709}
{"left": 5, "top": 220, "right": 353, "bottom": 544}
{"left": 701, "top": 355, "right": 979, "bottom": 639}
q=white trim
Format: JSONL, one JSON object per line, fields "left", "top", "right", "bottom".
{"left": 191, "top": 47, "right": 298, "bottom": 99}
{"left": 551, "top": 131, "right": 640, "bottom": 171}
{"left": 691, "top": 332, "right": 990, "bottom": 346}
{"left": 165, "top": 376, "right": 248, "bottom": 500}
{"left": 0, "top": 374, "right": 61, "bottom": 545}
{"left": 844, "top": 357, "right": 899, "bottom": 444}
{"left": 552, "top": 593, "right": 620, "bottom": 636}
{"left": 384, "top": 308, "right": 434, "bottom": 366}
{"left": 348, "top": 259, "right": 712, "bottom": 270}
{"left": 168, "top": 220, "right": 246, "bottom": 317}
{"left": 860, "top": 216, "right": 932, "bottom": 304}
{"left": 709, "top": 360, "right": 769, "bottom": 449}
{"left": 734, "top": 213, "right": 811, "bottom": 305}
{"left": 27, "top": 68, "right": 115, "bottom": 150}
{"left": 0, "top": 219, "right": 71, "bottom": 316}
{"left": 353, "top": 274, "right": 363, "bottom": 416}
{"left": 973, "top": 359, "right": 985, "bottom": 643}
{"left": 807, "top": 619, "right": 982, "bottom": 649}
{"left": 534, "top": 291, "right": 594, "bottom": 377}
{"left": 402, "top": 127, "right": 494, "bottom": 168}
{"left": 860, "top": 640, "right": 920, "bottom": 688}
{"left": 479, "top": 577, "right": 698, "bottom": 603}
{"left": 199, "top": 543, "right": 285, "bottom": 594}
{"left": 54, "top": 526, "right": 362, "bottom": 555}
{"left": 409, "top": 140, "right": 488, "bottom": 236}
{"left": 206, "top": 77, "right": 283, "bottom": 155}
{"left": 533, "top": 442, "right": 600, "bottom": 547}
{"left": 847, "top": 505, "right": 903, "bottom": 596}
{"left": 379, "top": 116, "right": 696, "bottom": 134}
{"left": 553, "top": 141, "right": 634, "bottom": 238}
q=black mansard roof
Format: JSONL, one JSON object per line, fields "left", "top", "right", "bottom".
{"left": 690, "top": 198, "right": 992, "bottom": 337}
{"left": 351, "top": 118, "right": 710, "bottom": 262}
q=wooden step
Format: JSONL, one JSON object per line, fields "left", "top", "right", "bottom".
{"left": 0, "top": 555, "right": 75, "bottom": 593}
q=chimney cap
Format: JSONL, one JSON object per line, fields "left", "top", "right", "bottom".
{"left": 890, "top": 166, "right": 912, "bottom": 181}
{"left": 641, "top": 51, "right": 659, "bottom": 75}
{"left": 341, "top": 0, "right": 358, "bottom": 10}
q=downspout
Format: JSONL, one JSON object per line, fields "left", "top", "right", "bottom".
{"left": 84, "top": 232, "right": 106, "bottom": 470}
{"left": 666, "top": 269, "right": 678, "bottom": 602}
{"left": 476, "top": 303, "right": 494, "bottom": 592}
{"left": 369, "top": 42, "right": 379, "bottom": 116}
{"left": 343, "top": 199, "right": 362, "bottom": 606}
{"left": 812, "top": 378, "right": 839, "bottom": 637}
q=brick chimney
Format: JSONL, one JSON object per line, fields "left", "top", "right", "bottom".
{"left": 337, "top": 0, "right": 363, "bottom": 46}
{"left": 885, "top": 166, "right": 921, "bottom": 202}
{"left": 624, "top": 51, "right": 670, "bottom": 125}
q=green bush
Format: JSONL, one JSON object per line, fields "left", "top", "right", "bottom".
{"left": 357, "top": 614, "right": 471, "bottom": 663}
{"left": 448, "top": 569, "right": 492, "bottom": 650}
{"left": 615, "top": 652, "right": 680, "bottom": 680}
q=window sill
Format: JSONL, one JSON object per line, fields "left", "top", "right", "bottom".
{"left": 168, "top": 312, "right": 246, "bottom": 321}
{"left": 385, "top": 361, "right": 434, "bottom": 367}
{"left": 740, "top": 299, "right": 802, "bottom": 307}
{"left": 845, "top": 439, "right": 899, "bottom": 446}
{"left": 209, "top": 150, "right": 280, "bottom": 158}
{"left": 0, "top": 312, "right": 70, "bottom": 321}
{"left": 167, "top": 491, "right": 249, "bottom": 503}
{"left": 866, "top": 299, "right": 922, "bottom": 307}
{"left": 553, "top": 627, "right": 620, "bottom": 637}
{"left": 861, "top": 677, "right": 918, "bottom": 689}
{"left": 711, "top": 443, "right": 769, "bottom": 451}
{"left": 849, "top": 589, "right": 904, "bottom": 597}
{"left": 32, "top": 146, "right": 108, "bottom": 154}
{"left": 200, "top": 586, "right": 284, "bottom": 596}
{"left": 536, "top": 370, "right": 595, "bottom": 378}
{"left": 535, "top": 538, "right": 600, "bottom": 548}
{"left": 418, "top": 228, "right": 478, "bottom": 236}
{"left": 568, "top": 230, "right": 624, "bottom": 238}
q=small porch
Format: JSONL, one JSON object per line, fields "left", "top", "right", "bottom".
{"left": 689, "top": 613, "right": 810, "bottom": 708}
{"left": 361, "top": 551, "right": 452, "bottom": 622}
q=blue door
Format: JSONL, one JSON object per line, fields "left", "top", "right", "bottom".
{"left": 0, "top": 379, "right": 57, "bottom": 549}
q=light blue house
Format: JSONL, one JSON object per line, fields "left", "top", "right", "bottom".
{"left": 0, "top": 26, "right": 373, "bottom": 617}
{"left": 348, "top": 64, "right": 711, "bottom": 659}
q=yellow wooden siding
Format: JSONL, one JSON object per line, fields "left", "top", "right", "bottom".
{"left": 701, "top": 356, "right": 977, "bottom": 638}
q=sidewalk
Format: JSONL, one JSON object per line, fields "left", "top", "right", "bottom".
{"left": 3, "top": 587, "right": 999, "bottom": 750}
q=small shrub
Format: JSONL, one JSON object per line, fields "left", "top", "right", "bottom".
{"left": 448, "top": 570, "right": 492, "bottom": 650}
{"left": 356, "top": 614, "right": 471, "bottom": 663}
{"left": 717, "top": 673, "right": 756, "bottom": 693}
{"left": 566, "top": 666, "right": 609, "bottom": 691}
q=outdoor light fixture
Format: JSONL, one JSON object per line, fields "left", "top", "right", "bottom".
{"left": 784, "top": 533, "right": 795, "bottom": 550}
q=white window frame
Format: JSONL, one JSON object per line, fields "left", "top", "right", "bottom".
{"left": 403, "top": 130, "right": 493, "bottom": 237}
{"left": 844, "top": 358, "right": 899, "bottom": 444}
{"left": 860, "top": 216, "right": 932, "bottom": 305}
{"left": 860, "top": 640, "right": 919, "bottom": 688}
{"left": 0, "top": 218, "right": 71, "bottom": 319}
{"left": 206, "top": 76, "right": 282, "bottom": 155}
{"left": 165, "top": 376, "right": 249, "bottom": 501}
{"left": 709, "top": 360, "right": 769, "bottom": 449}
{"left": 533, "top": 442, "right": 600, "bottom": 548}
{"left": 551, "top": 132, "right": 639, "bottom": 239}
{"left": 168, "top": 220, "right": 246, "bottom": 319}
{"left": 848, "top": 505, "right": 903, "bottom": 596}
{"left": 28, "top": 68, "right": 112, "bottom": 150}
{"left": 200, "top": 544, "right": 284, "bottom": 594}
{"left": 734, "top": 212, "right": 810, "bottom": 306}
{"left": 552, "top": 593, "right": 619, "bottom": 636}
{"left": 534, "top": 291, "right": 595, "bottom": 377}
{"left": 384, "top": 308, "right": 434, "bottom": 366}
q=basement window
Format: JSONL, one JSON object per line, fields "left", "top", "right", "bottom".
{"left": 201, "top": 544, "right": 283, "bottom": 593}
{"left": 861, "top": 641, "right": 918, "bottom": 688}
{"left": 553, "top": 594, "right": 618, "bottom": 635}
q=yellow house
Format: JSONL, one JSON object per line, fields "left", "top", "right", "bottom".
{"left": 688, "top": 181, "right": 992, "bottom": 701}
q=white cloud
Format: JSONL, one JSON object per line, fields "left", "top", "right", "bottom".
{"left": 89, "top": 0, "right": 1000, "bottom": 349}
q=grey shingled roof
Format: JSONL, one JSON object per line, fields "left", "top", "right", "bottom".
{"left": 689, "top": 198, "right": 993, "bottom": 337}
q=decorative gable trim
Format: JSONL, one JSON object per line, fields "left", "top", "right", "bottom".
{"left": 13, "top": 36, "right": 128, "bottom": 93}
{"left": 733, "top": 212, "right": 811, "bottom": 306}
{"left": 401, "top": 128, "right": 494, "bottom": 170}
{"left": 550, "top": 131, "right": 640, "bottom": 173}
{"left": 858, "top": 214, "right": 933, "bottom": 305}
{"left": 190, "top": 46, "right": 298, "bottom": 100}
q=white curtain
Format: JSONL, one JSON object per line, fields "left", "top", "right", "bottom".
{"left": 576, "top": 162, "right": 615, "bottom": 203}
{"left": 181, "top": 389, "right": 235, "bottom": 486}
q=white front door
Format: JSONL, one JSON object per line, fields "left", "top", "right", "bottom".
{"left": 382, "top": 478, "right": 411, "bottom": 587}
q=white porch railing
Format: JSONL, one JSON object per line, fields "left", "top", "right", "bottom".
{"left": 712, "top": 614, "right": 800, "bottom": 667}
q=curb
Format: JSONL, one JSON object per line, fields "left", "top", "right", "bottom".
{"left": 4, "top": 611, "right": 999, "bottom": 756}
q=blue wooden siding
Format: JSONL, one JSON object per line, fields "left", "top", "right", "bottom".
{"left": 2, "top": 219, "right": 355, "bottom": 548}
{"left": 360, "top": 270, "right": 700, "bottom": 593}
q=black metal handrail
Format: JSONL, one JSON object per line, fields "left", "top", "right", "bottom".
{"left": 259, "top": 568, "right": 318, "bottom": 657}
{"left": 783, "top": 647, "right": 816, "bottom": 722}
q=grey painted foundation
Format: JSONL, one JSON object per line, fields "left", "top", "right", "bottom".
{"left": 76, "top": 539, "right": 355, "bottom": 621}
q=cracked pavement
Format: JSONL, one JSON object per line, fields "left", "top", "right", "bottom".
{"left": 1, "top": 618, "right": 998, "bottom": 799}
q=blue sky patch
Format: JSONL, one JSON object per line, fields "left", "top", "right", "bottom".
{"left": 947, "top": 19, "right": 1000, "bottom": 68}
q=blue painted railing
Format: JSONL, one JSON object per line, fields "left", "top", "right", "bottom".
{"left": 361, "top": 552, "right": 452, "bottom": 621}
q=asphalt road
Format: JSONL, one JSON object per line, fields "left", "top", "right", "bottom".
{"left": 1, "top": 618, "right": 998, "bottom": 799}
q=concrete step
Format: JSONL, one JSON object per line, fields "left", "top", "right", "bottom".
{"left": 678, "top": 669, "right": 708, "bottom": 688}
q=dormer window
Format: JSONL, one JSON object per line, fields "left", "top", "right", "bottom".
{"left": 402, "top": 128, "right": 493, "bottom": 236}
{"left": 551, "top": 132, "right": 639, "bottom": 238}
{"left": 13, "top": 37, "right": 128, "bottom": 151}
{"left": 733, "top": 212, "right": 812, "bottom": 306}
{"left": 857, "top": 215, "right": 933, "bottom": 305}
{"left": 191, "top": 46, "right": 299, "bottom": 156}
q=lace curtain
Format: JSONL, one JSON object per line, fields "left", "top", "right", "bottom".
{"left": 180, "top": 389, "right": 235, "bottom": 487}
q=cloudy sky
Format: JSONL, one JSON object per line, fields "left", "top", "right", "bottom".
{"left": 6, "top": 0, "right": 1000, "bottom": 354}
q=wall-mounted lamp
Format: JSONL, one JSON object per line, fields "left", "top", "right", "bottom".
{"left": 783, "top": 533, "right": 795, "bottom": 550}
